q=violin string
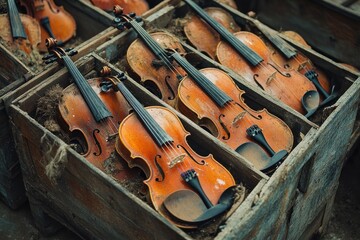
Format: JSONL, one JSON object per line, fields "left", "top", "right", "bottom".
{"left": 131, "top": 20, "right": 184, "bottom": 78}
{"left": 184, "top": 0, "right": 315, "bottom": 113}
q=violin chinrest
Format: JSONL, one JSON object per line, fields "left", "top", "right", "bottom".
{"left": 236, "top": 142, "right": 287, "bottom": 173}
{"left": 302, "top": 90, "right": 320, "bottom": 118}
{"left": 163, "top": 186, "right": 236, "bottom": 224}
{"left": 163, "top": 189, "right": 207, "bottom": 223}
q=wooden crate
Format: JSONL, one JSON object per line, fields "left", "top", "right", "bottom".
{"left": 0, "top": 44, "right": 32, "bottom": 209}
{"left": 6, "top": 2, "right": 360, "bottom": 240}
{"left": 235, "top": 0, "right": 360, "bottom": 69}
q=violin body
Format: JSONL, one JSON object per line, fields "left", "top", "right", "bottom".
{"left": 20, "top": 0, "right": 76, "bottom": 52}
{"left": 0, "top": 13, "right": 40, "bottom": 54}
{"left": 177, "top": 68, "right": 293, "bottom": 169}
{"left": 184, "top": 7, "right": 240, "bottom": 60}
{"left": 116, "top": 106, "right": 235, "bottom": 227}
{"left": 216, "top": 32, "right": 317, "bottom": 114}
{"left": 59, "top": 77, "right": 136, "bottom": 180}
{"left": 126, "top": 32, "right": 186, "bottom": 107}
{"left": 264, "top": 31, "right": 331, "bottom": 95}
{"left": 90, "top": 0, "right": 149, "bottom": 15}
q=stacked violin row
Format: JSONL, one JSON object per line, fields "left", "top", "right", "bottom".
{"left": 32, "top": 1, "right": 318, "bottom": 229}
{"left": 2, "top": 0, "right": 359, "bottom": 238}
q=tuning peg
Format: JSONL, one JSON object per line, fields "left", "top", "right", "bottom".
{"left": 129, "top": 12, "right": 136, "bottom": 18}
{"left": 68, "top": 50, "right": 78, "bottom": 56}
{"left": 113, "top": 17, "right": 121, "bottom": 24}
{"left": 100, "top": 81, "right": 113, "bottom": 92}
{"left": 44, "top": 57, "right": 57, "bottom": 64}
{"left": 135, "top": 16, "right": 142, "bottom": 23}
{"left": 116, "top": 72, "right": 127, "bottom": 81}
{"left": 42, "top": 53, "right": 54, "bottom": 60}
{"left": 116, "top": 23, "right": 126, "bottom": 31}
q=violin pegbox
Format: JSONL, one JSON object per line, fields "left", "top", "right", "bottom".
{"left": 113, "top": 5, "right": 142, "bottom": 31}
{"left": 99, "top": 66, "right": 127, "bottom": 92}
{"left": 42, "top": 37, "right": 78, "bottom": 64}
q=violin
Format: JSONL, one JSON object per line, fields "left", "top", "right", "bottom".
{"left": 0, "top": 0, "right": 40, "bottom": 54}
{"left": 20, "top": 0, "right": 76, "bottom": 52}
{"left": 43, "top": 38, "right": 136, "bottom": 181}
{"left": 90, "top": 0, "right": 149, "bottom": 15}
{"left": 183, "top": 0, "right": 324, "bottom": 116}
{"left": 114, "top": 9, "right": 294, "bottom": 174}
{"left": 250, "top": 19, "right": 336, "bottom": 117}
{"left": 170, "top": 50, "right": 293, "bottom": 174}
{"left": 101, "top": 70, "right": 236, "bottom": 228}
{"left": 114, "top": 8, "right": 186, "bottom": 107}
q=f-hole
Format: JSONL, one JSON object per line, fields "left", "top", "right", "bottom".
{"left": 268, "top": 63, "right": 291, "bottom": 78}
{"left": 154, "top": 155, "right": 165, "bottom": 182}
{"left": 219, "top": 114, "right": 230, "bottom": 140}
{"left": 92, "top": 129, "right": 102, "bottom": 156}
{"left": 178, "top": 145, "right": 205, "bottom": 165}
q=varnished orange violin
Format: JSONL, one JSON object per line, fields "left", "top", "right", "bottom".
{"left": 0, "top": 0, "right": 40, "bottom": 54}
{"left": 20, "top": 0, "right": 76, "bottom": 52}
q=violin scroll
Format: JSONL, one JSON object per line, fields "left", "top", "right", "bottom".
{"left": 42, "top": 37, "right": 78, "bottom": 64}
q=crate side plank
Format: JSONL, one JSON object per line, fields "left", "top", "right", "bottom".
{"left": 216, "top": 127, "right": 319, "bottom": 239}
{"left": 287, "top": 78, "right": 360, "bottom": 239}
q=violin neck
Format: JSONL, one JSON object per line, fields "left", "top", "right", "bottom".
{"left": 130, "top": 20, "right": 175, "bottom": 70}
{"left": 254, "top": 21, "right": 297, "bottom": 59}
{"left": 171, "top": 52, "right": 231, "bottom": 107}
{"left": 115, "top": 81, "right": 173, "bottom": 147}
{"left": 7, "top": 0, "right": 27, "bottom": 39}
{"left": 62, "top": 56, "right": 112, "bottom": 122}
{"left": 183, "top": 0, "right": 262, "bottom": 66}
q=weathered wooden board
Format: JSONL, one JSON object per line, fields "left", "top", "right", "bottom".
{"left": 0, "top": 44, "right": 31, "bottom": 209}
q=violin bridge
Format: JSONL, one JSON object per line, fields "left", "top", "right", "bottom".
{"left": 232, "top": 112, "right": 246, "bottom": 126}
{"left": 266, "top": 72, "right": 276, "bottom": 85}
{"left": 168, "top": 154, "right": 186, "bottom": 168}
{"left": 106, "top": 132, "right": 118, "bottom": 142}
{"left": 298, "top": 59, "right": 310, "bottom": 71}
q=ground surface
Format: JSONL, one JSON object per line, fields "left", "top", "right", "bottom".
{"left": 0, "top": 144, "right": 359, "bottom": 239}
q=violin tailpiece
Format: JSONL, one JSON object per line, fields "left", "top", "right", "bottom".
{"left": 246, "top": 125, "right": 275, "bottom": 156}
{"left": 181, "top": 169, "right": 213, "bottom": 208}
